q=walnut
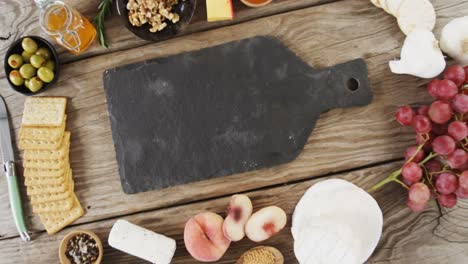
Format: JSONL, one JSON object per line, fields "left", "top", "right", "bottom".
{"left": 126, "top": 0, "right": 183, "bottom": 33}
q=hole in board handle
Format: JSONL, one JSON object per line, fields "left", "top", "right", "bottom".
{"left": 347, "top": 78, "right": 360, "bottom": 91}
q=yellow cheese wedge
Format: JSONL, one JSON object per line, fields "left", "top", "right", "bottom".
{"left": 206, "top": 0, "right": 234, "bottom": 22}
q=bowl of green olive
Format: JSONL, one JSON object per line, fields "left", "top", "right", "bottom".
{"left": 4, "top": 36, "right": 59, "bottom": 95}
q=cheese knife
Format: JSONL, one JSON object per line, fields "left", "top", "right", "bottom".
{"left": 0, "top": 95, "right": 30, "bottom": 242}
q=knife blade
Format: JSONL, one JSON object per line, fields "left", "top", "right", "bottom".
{"left": 0, "top": 95, "right": 30, "bottom": 242}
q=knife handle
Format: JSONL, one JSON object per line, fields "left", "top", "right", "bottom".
{"left": 4, "top": 161, "right": 31, "bottom": 242}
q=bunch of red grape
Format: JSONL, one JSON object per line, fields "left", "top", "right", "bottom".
{"left": 392, "top": 65, "right": 468, "bottom": 212}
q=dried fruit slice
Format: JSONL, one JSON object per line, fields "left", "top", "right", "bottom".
{"left": 397, "top": 0, "right": 435, "bottom": 35}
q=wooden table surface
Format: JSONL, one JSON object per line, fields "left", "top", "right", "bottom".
{"left": 1, "top": 0, "right": 467, "bottom": 263}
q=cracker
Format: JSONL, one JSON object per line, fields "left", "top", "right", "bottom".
{"left": 18, "top": 136, "right": 64, "bottom": 150}
{"left": 19, "top": 115, "right": 67, "bottom": 141}
{"left": 39, "top": 195, "right": 84, "bottom": 235}
{"left": 26, "top": 169, "right": 71, "bottom": 195}
{"left": 25, "top": 174, "right": 66, "bottom": 187}
{"left": 29, "top": 180, "right": 73, "bottom": 204}
{"left": 23, "top": 131, "right": 70, "bottom": 160}
{"left": 24, "top": 166, "right": 68, "bottom": 178}
{"left": 32, "top": 194, "right": 74, "bottom": 213}
{"left": 21, "top": 97, "right": 67, "bottom": 127}
{"left": 23, "top": 156, "right": 69, "bottom": 170}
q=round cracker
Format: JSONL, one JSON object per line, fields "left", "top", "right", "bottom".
{"left": 292, "top": 179, "right": 383, "bottom": 263}
{"left": 397, "top": 0, "right": 435, "bottom": 35}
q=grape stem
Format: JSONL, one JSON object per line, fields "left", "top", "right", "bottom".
{"left": 368, "top": 152, "right": 438, "bottom": 192}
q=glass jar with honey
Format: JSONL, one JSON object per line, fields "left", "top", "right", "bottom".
{"left": 35, "top": 0, "right": 96, "bottom": 55}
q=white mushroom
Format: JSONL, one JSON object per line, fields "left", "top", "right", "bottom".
{"left": 389, "top": 29, "right": 446, "bottom": 79}
{"left": 440, "top": 16, "right": 468, "bottom": 66}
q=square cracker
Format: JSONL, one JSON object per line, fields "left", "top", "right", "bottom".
{"left": 21, "top": 97, "right": 67, "bottom": 127}
{"left": 23, "top": 155, "right": 69, "bottom": 170}
{"left": 30, "top": 180, "right": 74, "bottom": 204}
{"left": 26, "top": 169, "right": 71, "bottom": 196}
{"left": 23, "top": 131, "right": 70, "bottom": 160}
{"left": 32, "top": 194, "right": 74, "bottom": 213}
{"left": 39, "top": 195, "right": 84, "bottom": 235}
{"left": 19, "top": 115, "right": 67, "bottom": 141}
{"left": 24, "top": 166, "right": 67, "bottom": 178}
{"left": 18, "top": 136, "right": 64, "bottom": 150}
{"left": 25, "top": 173, "right": 66, "bottom": 186}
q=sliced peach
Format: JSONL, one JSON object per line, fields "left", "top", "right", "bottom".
{"left": 245, "top": 206, "right": 287, "bottom": 242}
{"left": 184, "top": 212, "right": 231, "bottom": 262}
{"left": 223, "top": 194, "right": 253, "bottom": 241}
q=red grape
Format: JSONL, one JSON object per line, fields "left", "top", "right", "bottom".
{"left": 436, "top": 173, "right": 459, "bottom": 194}
{"left": 407, "top": 199, "right": 427, "bottom": 212}
{"left": 447, "top": 149, "right": 468, "bottom": 169}
{"left": 435, "top": 80, "right": 458, "bottom": 100}
{"left": 405, "top": 146, "right": 426, "bottom": 163}
{"left": 456, "top": 187, "right": 468, "bottom": 199}
{"left": 408, "top": 182, "right": 431, "bottom": 204}
{"left": 437, "top": 193, "right": 457, "bottom": 208}
{"left": 428, "top": 100, "right": 453, "bottom": 124}
{"left": 424, "top": 159, "right": 442, "bottom": 173}
{"left": 444, "top": 65, "right": 466, "bottom": 87}
{"left": 432, "top": 135, "right": 456, "bottom": 155}
{"left": 402, "top": 162, "right": 423, "bottom": 183}
{"left": 412, "top": 115, "right": 432, "bottom": 134}
{"left": 465, "top": 66, "right": 468, "bottom": 84}
{"left": 417, "top": 105, "right": 430, "bottom": 117}
{"left": 431, "top": 123, "right": 448, "bottom": 136}
{"left": 427, "top": 79, "right": 441, "bottom": 99}
{"left": 403, "top": 177, "right": 415, "bottom": 187}
{"left": 459, "top": 171, "right": 468, "bottom": 190}
{"left": 416, "top": 133, "right": 433, "bottom": 151}
{"left": 448, "top": 121, "right": 468, "bottom": 141}
{"left": 395, "top": 106, "right": 415, "bottom": 126}
{"left": 452, "top": 94, "right": 468, "bottom": 114}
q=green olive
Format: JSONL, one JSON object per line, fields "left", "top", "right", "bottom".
{"left": 22, "top": 51, "right": 33, "bottom": 63}
{"left": 19, "top": 64, "right": 36, "bottom": 79}
{"left": 7, "top": 54, "right": 23, "bottom": 69}
{"left": 28, "top": 77, "right": 43, "bottom": 92}
{"left": 35, "top": 47, "right": 51, "bottom": 60}
{"left": 9, "top": 70, "right": 24, "bottom": 86}
{"left": 30, "top": 54, "right": 46, "bottom": 68}
{"left": 45, "top": 60, "right": 55, "bottom": 70}
{"left": 21, "top": 37, "right": 38, "bottom": 53}
{"left": 37, "top": 67, "right": 54, "bottom": 83}
{"left": 24, "top": 79, "right": 31, "bottom": 89}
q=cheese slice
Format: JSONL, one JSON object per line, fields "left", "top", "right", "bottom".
{"left": 108, "top": 220, "right": 176, "bottom": 264}
{"left": 206, "top": 0, "right": 234, "bottom": 22}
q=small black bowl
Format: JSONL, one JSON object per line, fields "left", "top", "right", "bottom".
{"left": 116, "top": 0, "right": 196, "bottom": 42}
{"left": 4, "top": 36, "right": 60, "bottom": 96}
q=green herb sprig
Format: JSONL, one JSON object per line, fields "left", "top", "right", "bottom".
{"left": 94, "top": 0, "right": 113, "bottom": 48}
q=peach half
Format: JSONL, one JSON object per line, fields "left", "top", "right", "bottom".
{"left": 184, "top": 212, "right": 231, "bottom": 262}
{"left": 223, "top": 194, "right": 253, "bottom": 241}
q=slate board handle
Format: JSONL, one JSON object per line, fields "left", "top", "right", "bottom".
{"left": 307, "top": 58, "right": 372, "bottom": 113}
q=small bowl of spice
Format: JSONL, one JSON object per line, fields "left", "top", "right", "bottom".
{"left": 59, "top": 230, "right": 103, "bottom": 264}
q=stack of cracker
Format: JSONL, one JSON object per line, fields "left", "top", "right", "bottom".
{"left": 18, "top": 97, "right": 83, "bottom": 235}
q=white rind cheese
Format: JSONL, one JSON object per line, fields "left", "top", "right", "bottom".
{"left": 108, "top": 219, "right": 176, "bottom": 264}
{"left": 292, "top": 179, "right": 383, "bottom": 264}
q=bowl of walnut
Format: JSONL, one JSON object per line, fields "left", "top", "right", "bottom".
{"left": 116, "top": 0, "right": 196, "bottom": 41}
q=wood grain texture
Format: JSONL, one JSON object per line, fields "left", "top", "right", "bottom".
{"left": 0, "top": 0, "right": 467, "bottom": 240}
{"left": 0, "top": 0, "right": 338, "bottom": 78}
{"left": 0, "top": 161, "right": 466, "bottom": 263}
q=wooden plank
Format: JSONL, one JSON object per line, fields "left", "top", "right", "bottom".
{"left": 0, "top": 161, "right": 466, "bottom": 263}
{"left": 0, "top": 0, "right": 467, "bottom": 240}
{"left": 0, "top": 0, "right": 338, "bottom": 78}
